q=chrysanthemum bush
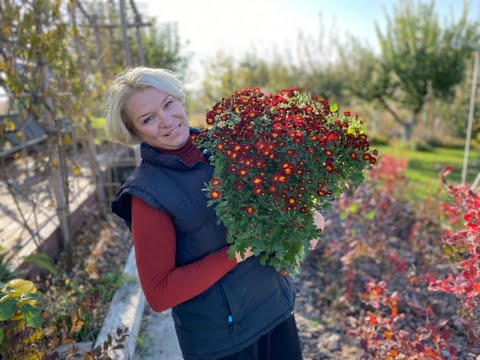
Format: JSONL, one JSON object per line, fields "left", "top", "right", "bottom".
{"left": 194, "top": 88, "right": 377, "bottom": 275}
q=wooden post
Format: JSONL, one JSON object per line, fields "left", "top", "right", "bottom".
{"left": 42, "top": 63, "right": 73, "bottom": 268}
{"left": 92, "top": 15, "right": 107, "bottom": 79}
{"left": 462, "top": 50, "right": 479, "bottom": 185}
{"left": 70, "top": 1, "right": 106, "bottom": 204}
{"left": 129, "top": 0, "right": 145, "bottom": 66}
{"left": 119, "top": 0, "right": 132, "bottom": 68}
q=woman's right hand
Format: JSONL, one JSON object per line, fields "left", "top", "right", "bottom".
{"left": 235, "top": 247, "right": 253, "bottom": 263}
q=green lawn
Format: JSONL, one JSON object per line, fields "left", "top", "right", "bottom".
{"left": 374, "top": 144, "right": 480, "bottom": 200}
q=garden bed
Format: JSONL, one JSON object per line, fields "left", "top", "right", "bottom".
{"left": 32, "top": 205, "right": 132, "bottom": 357}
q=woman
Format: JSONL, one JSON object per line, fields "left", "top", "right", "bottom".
{"left": 105, "top": 67, "right": 325, "bottom": 360}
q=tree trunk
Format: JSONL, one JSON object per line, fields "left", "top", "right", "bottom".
{"left": 85, "top": 117, "right": 106, "bottom": 203}
{"left": 402, "top": 112, "right": 419, "bottom": 142}
{"left": 50, "top": 140, "right": 73, "bottom": 269}
{"left": 42, "top": 63, "right": 73, "bottom": 269}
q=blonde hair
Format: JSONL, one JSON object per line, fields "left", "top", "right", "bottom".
{"left": 104, "top": 67, "right": 185, "bottom": 146}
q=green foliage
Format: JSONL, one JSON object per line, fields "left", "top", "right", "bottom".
{"left": 0, "top": 279, "right": 44, "bottom": 359}
{"left": 377, "top": 0, "right": 478, "bottom": 108}
{"left": 0, "top": 246, "right": 17, "bottom": 283}
{"left": 376, "top": 144, "right": 480, "bottom": 199}
{"left": 409, "top": 139, "right": 434, "bottom": 152}
{"left": 98, "top": 271, "right": 136, "bottom": 303}
{"left": 24, "top": 253, "right": 58, "bottom": 275}
{"left": 199, "top": 51, "right": 302, "bottom": 108}
{"left": 424, "top": 135, "right": 471, "bottom": 150}
{"left": 140, "top": 21, "right": 191, "bottom": 80}
{"left": 434, "top": 52, "right": 480, "bottom": 138}
{"left": 0, "top": 280, "right": 42, "bottom": 331}
{"left": 20, "top": 303, "right": 42, "bottom": 328}
{"left": 0, "top": 0, "right": 82, "bottom": 117}
{"left": 339, "top": 0, "right": 479, "bottom": 142}
{"left": 0, "top": 297, "right": 18, "bottom": 321}
{"left": 369, "top": 133, "right": 390, "bottom": 146}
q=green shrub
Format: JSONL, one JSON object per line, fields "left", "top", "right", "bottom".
{"left": 369, "top": 133, "right": 390, "bottom": 146}
{"left": 424, "top": 136, "right": 466, "bottom": 149}
{"left": 409, "top": 140, "right": 433, "bottom": 152}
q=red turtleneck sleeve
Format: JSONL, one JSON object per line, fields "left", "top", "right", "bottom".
{"left": 131, "top": 137, "right": 237, "bottom": 312}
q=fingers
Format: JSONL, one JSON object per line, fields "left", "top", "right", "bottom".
{"left": 313, "top": 210, "right": 325, "bottom": 232}
{"left": 235, "top": 246, "right": 254, "bottom": 263}
{"left": 309, "top": 238, "right": 319, "bottom": 251}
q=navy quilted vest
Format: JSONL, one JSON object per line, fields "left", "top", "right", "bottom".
{"left": 111, "top": 139, "right": 296, "bottom": 360}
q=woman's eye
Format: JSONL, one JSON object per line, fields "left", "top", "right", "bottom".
{"left": 143, "top": 116, "right": 154, "bottom": 124}
{"left": 164, "top": 100, "right": 173, "bottom": 109}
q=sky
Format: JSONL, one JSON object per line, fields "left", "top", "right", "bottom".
{"left": 141, "top": 0, "right": 480, "bottom": 90}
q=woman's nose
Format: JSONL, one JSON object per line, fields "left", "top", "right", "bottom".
{"left": 157, "top": 114, "right": 174, "bottom": 128}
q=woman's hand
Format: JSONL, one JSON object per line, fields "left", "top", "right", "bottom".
{"left": 309, "top": 211, "right": 325, "bottom": 251}
{"left": 235, "top": 247, "right": 254, "bottom": 263}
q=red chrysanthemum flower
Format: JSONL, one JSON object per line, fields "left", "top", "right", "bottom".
{"left": 253, "top": 186, "right": 263, "bottom": 196}
{"left": 245, "top": 205, "right": 255, "bottom": 215}
{"left": 234, "top": 181, "right": 244, "bottom": 191}
{"left": 210, "top": 189, "right": 221, "bottom": 200}
{"left": 252, "top": 175, "right": 264, "bottom": 186}
{"left": 325, "top": 164, "right": 335, "bottom": 173}
{"left": 238, "top": 168, "right": 248, "bottom": 177}
{"left": 273, "top": 173, "right": 287, "bottom": 184}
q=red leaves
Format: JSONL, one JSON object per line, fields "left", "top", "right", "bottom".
{"left": 353, "top": 176, "right": 480, "bottom": 358}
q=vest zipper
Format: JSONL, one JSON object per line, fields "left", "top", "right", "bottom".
{"left": 227, "top": 315, "right": 235, "bottom": 333}
{"left": 218, "top": 283, "right": 235, "bottom": 333}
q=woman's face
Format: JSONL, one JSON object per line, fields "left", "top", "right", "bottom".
{"left": 126, "top": 87, "right": 190, "bottom": 150}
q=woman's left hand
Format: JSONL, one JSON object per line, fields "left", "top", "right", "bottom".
{"left": 309, "top": 211, "right": 325, "bottom": 251}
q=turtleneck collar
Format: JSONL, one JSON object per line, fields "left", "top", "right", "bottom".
{"left": 150, "top": 135, "right": 204, "bottom": 166}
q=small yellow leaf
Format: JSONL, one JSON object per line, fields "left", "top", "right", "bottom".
{"left": 72, "top": 166, "right": 80, "bottom": 175}
{"left": 51, "top": 159, "right": 58, "bottom": 167}
{"left": 70, "top": 310, "right": 78, "bottom": 325}
{"left": 63, "top": 134, "right": 72, "bottom": 146}
{"left": 4, "top": 119, "right": 15, "bottom": 131}
{"left": 16, "top": 131, "right": 23, "bottom": 140}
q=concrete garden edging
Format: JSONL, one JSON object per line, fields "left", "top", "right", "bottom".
{"left": 94, "top": 246, "right": 145, "bottom": 359}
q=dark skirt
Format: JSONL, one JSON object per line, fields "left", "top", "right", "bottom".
{"left": 217, "top": 315, "right": 303, "bottom": 360}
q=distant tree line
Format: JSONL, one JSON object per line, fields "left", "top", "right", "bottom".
{"left": 195, "top": 0, "right": 479, "bottom": 143}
